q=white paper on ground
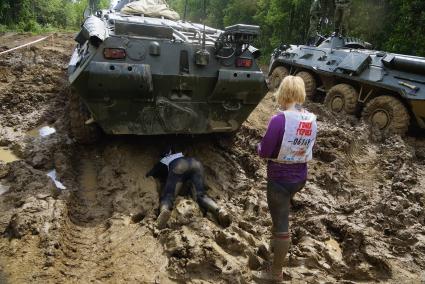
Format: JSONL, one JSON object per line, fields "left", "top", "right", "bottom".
{"left": 0, "top": 183, "right": 10, "bottom": 195}
{"left": 47, "top": 169, "right": 66, "bottom": 190}
{"left": 39, "top": 126, "right": 56, "bottom": 137}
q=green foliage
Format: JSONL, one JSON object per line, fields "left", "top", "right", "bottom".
{"left": 1, "top": 0, "right": 424, "bottom": 57}
{"left": 0, "top": 0, "right": 110, "bottom": 32}
{"left": 205, "top": 0, "right": 227, "bottom": 28}
{"left": 255, "top": 0, "right": 311, "bottom": 55}
{"left": 168, "top": 0, "right": 205, "bottom": 22}
{"left": 223, "top": 0, "right": 257, "bottom": 27}
{"left": 169, "top": 0, "right": 425, "bottom": 58}
{"left": 382, "top": 0, "right": 425, "bottom": 56}
{"left": 348, "top": 0, "right": 425, "bottom": 56}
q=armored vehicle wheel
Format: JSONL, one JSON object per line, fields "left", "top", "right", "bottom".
{"left": 269, "top": 66, "right": 289, "bottom": 91}
{"left": 296, "top": 71, "right": 316, "bottom": 98}
{"left": 362, "top": 96, "right": 410, "bottom": 135}
{"left": 69, "top": 91, "right": 100, "bottom": 144}
{"left": 324, "top": 84, "right": 359, "bottom": 114}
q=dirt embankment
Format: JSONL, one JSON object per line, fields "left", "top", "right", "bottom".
{"left": 0, "top": 33, "right": 424, "bottom": 284}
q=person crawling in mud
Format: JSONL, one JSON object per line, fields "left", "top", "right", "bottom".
{"left": 254, "top": 76, "right": 318, "bottom": 282}
{"left": 146, "top": 150, "right": 231, "bottom": 229}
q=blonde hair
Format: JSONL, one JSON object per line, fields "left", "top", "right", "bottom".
{"left": 275, "top": 75, "right": 306, "bottom": 107}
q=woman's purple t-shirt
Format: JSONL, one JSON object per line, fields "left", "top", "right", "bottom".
{"left": 257, "top": 113, "right": 308, "bottom": 183}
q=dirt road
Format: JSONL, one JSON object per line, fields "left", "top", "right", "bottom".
{"left": 0, "top": 33, "right": 424, "bottom": 283}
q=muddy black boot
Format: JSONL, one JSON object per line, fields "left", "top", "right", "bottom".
{"left": 197, "top": 195, "right": 231, "bottom": 227}
{"left": 217, "top": 208, "right": 231, "bottom": 227}
{"left": 157, "top": 205, "right": 172, "bottom": 229}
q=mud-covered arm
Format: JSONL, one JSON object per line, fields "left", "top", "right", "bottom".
{"left": 145, "top": 162, "right": 168, "bottom": 179}
{"left": 257, "top": 114, "right": 284, "bottom": 159}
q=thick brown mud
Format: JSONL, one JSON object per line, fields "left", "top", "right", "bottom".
{"left": 0, "top": 33, "right": 424, "bottom": 283}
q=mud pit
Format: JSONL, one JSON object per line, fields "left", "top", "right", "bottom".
{"left": 1, "top": 33, "right": 425, "bottom": 283}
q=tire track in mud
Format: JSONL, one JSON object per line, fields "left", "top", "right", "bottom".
{"left": 54, "top": 143, "right": 170, "bottom": 283}
{"left": 346, "top": 140, "right": 382, "bottom": 194}
{"left": 56, "top": 150, "right": 116, "bottom": 282}
{"left": 101, "top": 143, "right": 171, "bottom": 283}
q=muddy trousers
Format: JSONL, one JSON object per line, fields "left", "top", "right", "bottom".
{"left": 160, "top": 158, "right": 220, "bottom": 215}
{"left": 267, "top": 180, "right": 305, "bottom": 274}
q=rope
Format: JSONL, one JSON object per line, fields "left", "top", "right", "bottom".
{"left": 0, "top": 35, "right": 52, "bottom": 56}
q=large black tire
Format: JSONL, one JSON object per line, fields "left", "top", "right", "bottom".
{"left": 362, "top": 95, "right": 410, "bottom": 135}
{"left": 269, "top": 66, "right": 289, "bottom": 91}
{"left": 324, "top": 84, "right": 359, "bottom": 114}
{"left": 296, "top": 71, "right": 316, "bottom": 98}
{"left": 69, "top": 89, "right": 100, "bottom": 144}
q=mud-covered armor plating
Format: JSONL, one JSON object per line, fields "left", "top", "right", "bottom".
{"left": 269, "top": 35, "right": 425, "bottom": 135}
{"left": 68, "top": 0, "right": 267, "bottom": 137}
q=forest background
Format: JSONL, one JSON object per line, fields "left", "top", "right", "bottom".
{"left": 0, "top": 0, "right": 424, "bottom": 59}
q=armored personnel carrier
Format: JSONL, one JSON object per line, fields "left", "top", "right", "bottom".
{"left": 68, "top": 0, "right": 266, "bottom": 143}
{"left": 269, "top": 35, "right": 425, "bottom": 135}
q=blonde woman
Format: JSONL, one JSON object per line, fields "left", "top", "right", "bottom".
{"left": 254, "top": 76, "right": 317, "bottom": 282}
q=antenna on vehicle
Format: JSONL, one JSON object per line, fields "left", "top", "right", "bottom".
{"left": 201, "top": 0, "right": 207, "bottom": 51}
{"left": 183, "top": 0, "right": 188, "bottom": 22}
{"left": 90, "top": 0, "right": 96, "bottom": 12}
{"left": 194, "top": 0, "right": 210, "bottom": 66}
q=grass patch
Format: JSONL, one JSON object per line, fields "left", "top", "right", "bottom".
{"left": 0, "top": 22, "right": 78, "bottom": 35}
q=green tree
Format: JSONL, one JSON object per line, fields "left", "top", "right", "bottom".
{"left": 255, "top": 0, "right": 311, "bottom": 55}
{"left": 1, "top": 0, "right": 424, "bottom": 57}
{"left": 383, "top": 0, "right": 425, "bottom": 56}
{"left": 0, "top": 0, "right": 110, "bottom": 31}
{"left": 223, "top": 0, "right": 257, "bottom": 26}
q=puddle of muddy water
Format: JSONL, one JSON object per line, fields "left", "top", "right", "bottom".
{"left": 326, "top": 238, "right": 343, "bottom": 262}
{"left": 0, "top": 147, "right": 20, "bottom": 163}
{"left": 79, "top": 159, "right": 98, "bottom": 202}
{"left": 27, "top": 125, "right": 56, "bottom": 138}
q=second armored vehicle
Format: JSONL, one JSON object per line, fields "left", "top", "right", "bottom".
{"left": 269, "top": 35, "right": 425, "bottom": 135}
{"left": 68, "top": 0, "right": 267, "bottom": 143}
